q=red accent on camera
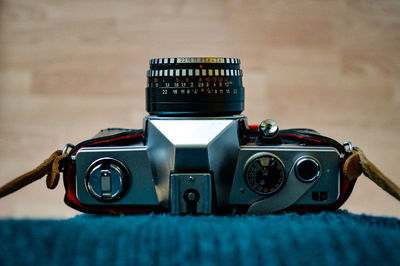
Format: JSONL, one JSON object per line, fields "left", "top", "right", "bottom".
{"left": 248, "top": 124, "right": 259, "bottom": 131}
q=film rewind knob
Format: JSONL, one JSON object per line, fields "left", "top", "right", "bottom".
{"left": 86, "top": 159, "right": 129, "bottom": 201}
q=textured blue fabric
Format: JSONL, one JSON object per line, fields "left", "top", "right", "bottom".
{"left": 0, "top": 211, "right": 399, "bottom": 266}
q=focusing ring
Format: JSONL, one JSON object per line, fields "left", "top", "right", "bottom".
{"left": 146, "top": 57, "right": 244, "bottom": 116}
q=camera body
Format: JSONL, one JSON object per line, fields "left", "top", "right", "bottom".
{"left": 63, "top": 58, "right": 354, "bottom": 215}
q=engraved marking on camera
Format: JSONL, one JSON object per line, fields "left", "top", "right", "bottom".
{"left": 244, "top": 153, "right": 286, "bottom": 196}
{"left": 150, "top": 57, "right": 240, "bottom": 65}
{"left": 179, "top": 58, "right": 224, "bottom": 64}
{"left": 153, "top": 80, "right": 238, "bottom": 94}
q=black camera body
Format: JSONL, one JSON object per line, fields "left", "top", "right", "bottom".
{"left": 63, "top": 58, "right": 355, "bottom": 215}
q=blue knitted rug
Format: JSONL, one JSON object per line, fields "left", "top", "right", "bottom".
{"left": 1, "top": 211, "right": 399, "bottom": 266}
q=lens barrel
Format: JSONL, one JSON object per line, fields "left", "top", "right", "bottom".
{"left": 146, "top": 57, "right": 244, "bottom": 116}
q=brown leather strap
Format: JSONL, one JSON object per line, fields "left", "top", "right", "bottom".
{"left": 0, "top": 150, "right": 67, "bottom": 199}
{"left": 343, "top": 149, "right": 400, "bottom": 201}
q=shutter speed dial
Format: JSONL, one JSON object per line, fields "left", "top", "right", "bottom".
{"left": 86, "top": 158, "right": 129, "bottom": 202}
{"left": 244, "top": 153, "right": 286, "bottom": 196}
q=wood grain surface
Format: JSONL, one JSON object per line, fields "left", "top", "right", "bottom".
{"left": 0, "top": 0, "right": 399, "bottom": 218}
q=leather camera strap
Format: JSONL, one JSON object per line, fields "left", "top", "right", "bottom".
{"left": 0, "top": 150, "right": 68, "bottom": 199}
{"left": 0, "top": 143, "right": 399, "bottom": 204}
{"left": 0, "top": 128, "right": 144, "bottom": 200}
{"left": 343, "top": 148, "right": 400, "bottom": 201}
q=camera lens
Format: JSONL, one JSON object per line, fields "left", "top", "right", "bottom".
{"left": 146, "top": 57, "right": 244, "bottom": 116}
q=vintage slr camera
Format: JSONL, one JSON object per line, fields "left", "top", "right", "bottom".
{"left": 62, "top": 57, "right": 356, "bottom": 215}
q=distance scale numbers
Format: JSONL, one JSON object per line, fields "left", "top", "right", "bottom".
{"left": 147, "top": 76, "right": 240, "bottom": 96}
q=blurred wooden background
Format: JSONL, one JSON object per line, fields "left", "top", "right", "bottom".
{"left": 0, "top": 0, "right": 399, "bottom": 218}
